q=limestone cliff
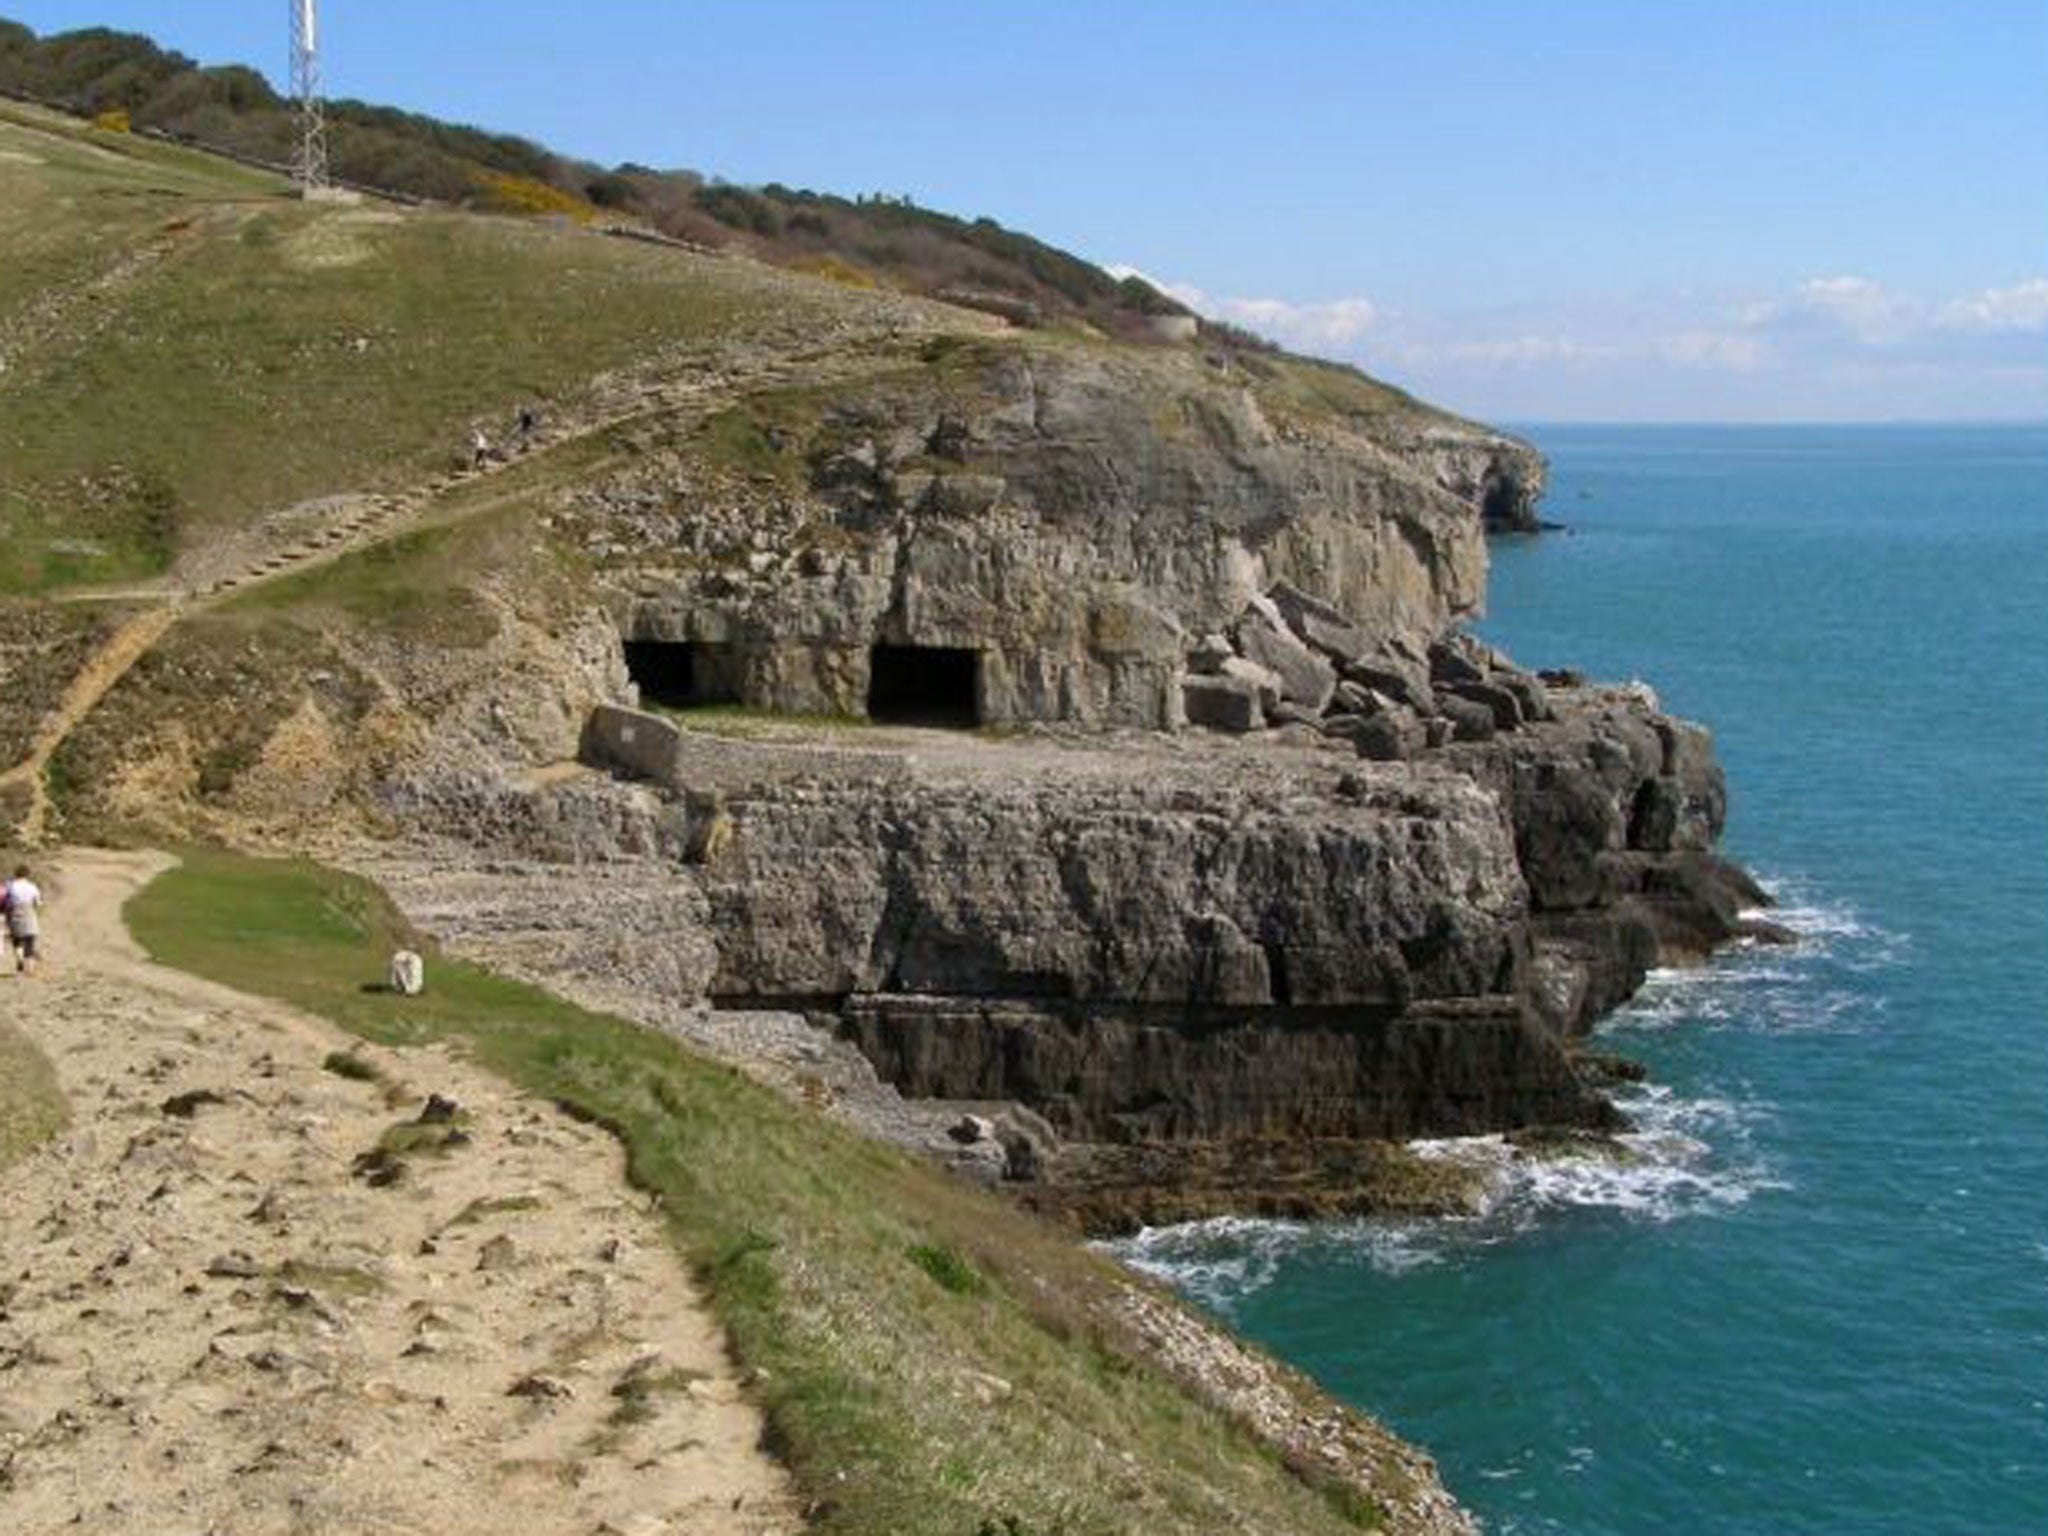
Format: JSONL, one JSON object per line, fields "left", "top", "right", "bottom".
{"left": 591, "top": 338, "right": 1509, "bottom": 729}
{"left": 545, "top": 644, "right": 1765, "bottom": 1171}
{"left": 37, "top": 270, "right": 1753, "bottom": 1229}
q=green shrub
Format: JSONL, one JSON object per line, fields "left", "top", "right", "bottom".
{"left": 908, "top": 1242, "right": 987, "bottom": 1297}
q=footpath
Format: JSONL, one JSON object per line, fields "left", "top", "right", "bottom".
{"left": 0, "top": 848, "right": 797, "bottom": 1536}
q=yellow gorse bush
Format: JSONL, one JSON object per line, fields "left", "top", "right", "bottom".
{"left": 470, "top": 169, "right": 597, "bottom": 225}
{"left": 792, "top": 255, "right": 881, "bottom": 290}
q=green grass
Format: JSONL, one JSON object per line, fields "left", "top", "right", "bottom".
{"left": 0, "top": 1018, "right": 67, "bottom": 1170}
{"left": 321, "top": 1049, "right": 384, "bottom": 1083}
{"left": 126, "top": 846, "right": 1401, "bottom": 1536}
{"left": 1248, "top": 354, "right": 1443, "bottom": 434}
{"left": 224, "top": 525, "right": 501, "bottom": 648}
{"left": 0, "top": 105, "right": 874, "bottom": 597}
{"left": 909, "top": 1241, "right": 990, "bottom": 1297}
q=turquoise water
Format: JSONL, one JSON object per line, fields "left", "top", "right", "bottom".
{"left": 1120, "top": 425, "right": 2048, "bottom": 1534}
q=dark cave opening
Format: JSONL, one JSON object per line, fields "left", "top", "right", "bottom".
{"left": 1480, "top": 474, "right": 1528, "bottom": 531}
{"left": 623, "top": 640, "right": 739, "bottom": 709}
{"left": 867, "top": 644, "right": 981, "bottom": 727}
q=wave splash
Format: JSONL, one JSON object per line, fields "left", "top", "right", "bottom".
{"left": 1612, "top": 873, "right": 1903, "bottom": 1035}
{"left": 1115, "top": 869, "right": 1879, "bottom": 1309}
{"left": 1118, "top": 1081, "right": 1783, "bottom": 1309}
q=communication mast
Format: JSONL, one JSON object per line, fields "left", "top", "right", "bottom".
{"left": 289, "top": 0, "right": 329, "bottom": 194}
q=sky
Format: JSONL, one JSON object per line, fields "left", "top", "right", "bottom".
{"left": 7, "top": 1, "right": 2045, "bottom": 422}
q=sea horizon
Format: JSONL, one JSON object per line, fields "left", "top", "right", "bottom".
{"left": 1502, "top": 416, "right": 2048, "bottom": 431}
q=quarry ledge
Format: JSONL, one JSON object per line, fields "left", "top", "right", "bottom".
{"left": 448, "top": 651, "right": 1770, "bottom": 1230}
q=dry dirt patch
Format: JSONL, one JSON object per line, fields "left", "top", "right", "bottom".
{"left": 0, "top": 848, "right": 796, "bottom": 1536}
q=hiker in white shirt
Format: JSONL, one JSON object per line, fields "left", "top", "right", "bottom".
{"left": 4, "top": 865, "right": 43, "bottom": 976}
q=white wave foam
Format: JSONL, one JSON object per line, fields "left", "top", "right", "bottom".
{"left": 1110, "top": 1084, "right": 1786, "bottom": 1298}
{"left": 1113, "top": 1216, "right": 1307, "bottom": 1309}
{"left": 1112, "top": 872, "right": 1883, "bottom": 1300}
{"left": 1752, "top": 874, "right": 1909, "bottom": 964}
{"left": 1605, "top": 874, "right": 1901, "bottom": 1038}
{"left": 1431, "top": 1085, "right": 1783, "bottom": 1225}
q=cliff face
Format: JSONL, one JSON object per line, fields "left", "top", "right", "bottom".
{"left": 363, "top": 644, "right": 1760, "bottom": 1219}
{"left": 360, "top": 627, "right": 1762, "bottom": 1228}
{"left": 598, "top": 340, "right": 1512, "bottom": 729}
{"left": 1407, "top": 425, "right": 1549, "bottom": 534}
{"left": 582, "top": 655, "right": 1755, "bottom": 1154}
{"left": 696, "top": 753, "right": 1592, "bottom": 1143}
{"left": 35, "top": 275, "right": 1752, "bottom": 1223}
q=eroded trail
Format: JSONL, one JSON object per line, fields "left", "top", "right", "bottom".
{"left": 0, "top": 608, "right": 180, "bottom": 846}
{"left": 0, "top": 849, "right": 798, "bottom": 1536}
{"left": 7, "top": 329, "right": 943, "bottom": 847}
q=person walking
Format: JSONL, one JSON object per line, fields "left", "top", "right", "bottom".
{"left": 4, "top": 864, "right": 42, "bottom": 976}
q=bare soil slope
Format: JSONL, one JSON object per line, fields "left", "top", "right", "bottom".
{"left": 0, "top": 849, "right": 797, "bottom": 1536}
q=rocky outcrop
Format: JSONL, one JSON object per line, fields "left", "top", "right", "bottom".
{"left": 660, "top": 632, "right": 1764, "bottom": 1154}
{"left": 680, "top": 747, "right": 1616, "bottom": 1145}
{"left": 524, "top": 584, "right": 1766, "bottom": 1195}
{"left": 1404, "top": 425, "right": 1550, "bottom": 534}
{"left": 292, "top": 328, "right": 1750, "bottom": 1227}
{"left": 700, "top": 763, "right": 1522, "bottom": 1014}
{"left": 398, "top": 501, "right": 1774, "bottom": 1223}
{"left": 587, "top": 339, "right": 1523, "bottom": 729}
{"left": 838, "top": 995, "right": 1615, "bottom": 1145}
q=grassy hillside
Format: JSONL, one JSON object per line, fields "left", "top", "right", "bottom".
{"left": 0, "top": 93, "right": 940, "bottom": 596}
{"left": 0, "top": 71, "right": 1488, "bottom": 855}
{"left": 0, "top": 17, "right": 1190, "bottom": 340}
{"left": 0, "top": 33, "right": 1475, "bottom": 603}
{"left": 129, "top": 848, "right": 1432, "bottom": 1536}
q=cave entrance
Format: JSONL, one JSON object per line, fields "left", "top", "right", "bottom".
{"left": 623, "top": 640, "right": 740, "bottom": 710}
{"left": 1480, "top": 475, "right": 1526, "bottom": 532}
{"left": 867, "top": 644, "right": 981, "bottom": 727}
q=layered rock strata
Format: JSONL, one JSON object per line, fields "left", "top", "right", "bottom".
{"left": 672, "top": 672, "right": 1761, "bottom": 1145}
{"left": 336, "top": 331, "right": 1745, "bottom": 1226}
{"left": 585, "top": 340, "right": 1535, "bottom": 730}
{"left": 395, "top": 638, "right": 1763, "bottom": 1226}
{"left": 512, "top": 577, "right": 1771, "bottom": 1223}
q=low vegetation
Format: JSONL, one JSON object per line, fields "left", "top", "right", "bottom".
{"left": 0, "top": 18, "right": 1192, "bottom": 339}
{"left": 0, "top": 1018, "right": 66, "bottom": 1170}
{"left": 128, "top": 847, "right": 1394, "bottom": 1536}
{"left": 0, "top": 93, "right": 851, "bottom": 597}
{"left": 0, "top": 603, "right": 136, "bottom": 763}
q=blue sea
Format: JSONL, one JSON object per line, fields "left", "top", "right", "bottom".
{"left": 1118, "top": 425, "right": 2048, "bottom": 1534}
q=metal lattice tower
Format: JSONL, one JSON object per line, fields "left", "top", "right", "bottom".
{"left": 289, "top": 0, "right": 328, "bottom": 194}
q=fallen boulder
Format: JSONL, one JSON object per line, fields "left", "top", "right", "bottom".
{"left": 1234, "top": 607, "right": 1337, "bottom": 712}
{"left": 1181, "top": 673, "right": 1264, "bottom": 732}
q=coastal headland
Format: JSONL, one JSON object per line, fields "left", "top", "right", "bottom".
{"left": 0, "top": 49, "right": 1769, "bottom": 1535}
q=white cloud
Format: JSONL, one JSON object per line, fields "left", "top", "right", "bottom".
{"left": 1739, "top": 274, "right": 1915, "bottom": 344}
{"left": 1939, "top": 278, "right": 2048, "bottom": 333}
{"left": 1423, "top": 335, "right": 1609, "bottom": 368}
{"left": 1107, "top": 265, "right": 1379, "bottom": 349}
{"left": 1660, "top": 330, "right": 1770, "bottom": 371}
{"left": 1107, "top": 265, "right": 2048, "bottom": 420}
{"left": 1798, "top": 274, "right": 1901, "bottom": 326}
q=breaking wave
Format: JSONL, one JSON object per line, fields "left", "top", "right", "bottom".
{"left": 1117, "top": 1080, "right": 1784, "bottom": 1309}
{"left": 1115, "top": 868, "right": 1883, "bottom": 1309}
{"left": 1610, "top": 873, "right": 1903, "bottom": 1036}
